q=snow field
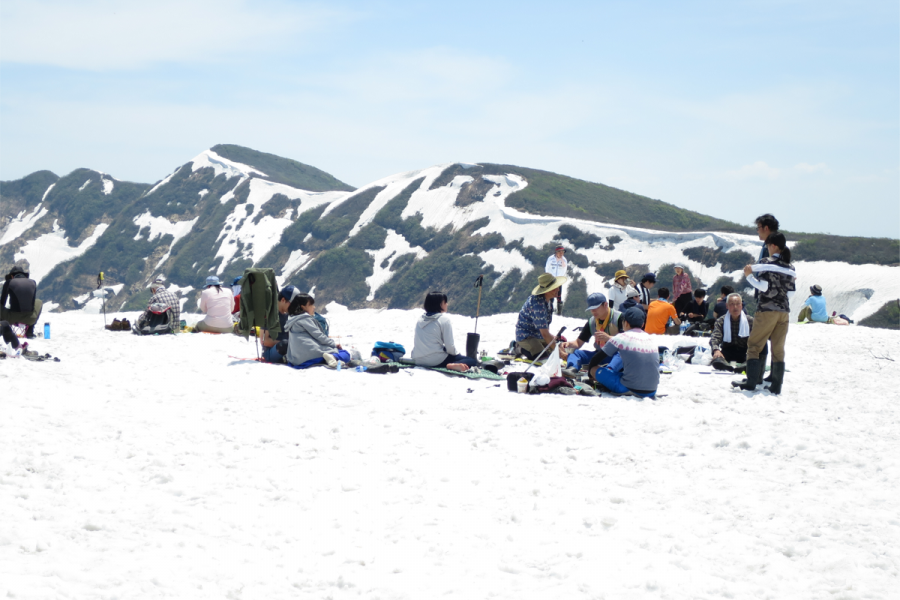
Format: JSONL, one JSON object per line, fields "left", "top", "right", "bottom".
{"left": 14, "top": 221, "right": 109, "bottom": 284}
{"left": 2, "top": 310, "right": 899, "bottom": 599}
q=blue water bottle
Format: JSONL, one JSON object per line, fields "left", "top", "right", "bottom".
{"left": 44, "top": 322, "right": 50, "bottom": 339}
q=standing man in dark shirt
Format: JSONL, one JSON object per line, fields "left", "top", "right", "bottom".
{"left": 752, "top": 214, "right": 779, "bottom": 380}
{"left": 1, "top": 266, "right": 42, "bottom": 338}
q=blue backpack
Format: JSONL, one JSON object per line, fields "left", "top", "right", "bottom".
{"left": 372, "top": 341, "right": 406, "bottom": 362}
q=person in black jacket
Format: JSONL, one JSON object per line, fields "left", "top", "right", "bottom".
{"left": 1, "top": 266, "right": 42, "bottom": 338}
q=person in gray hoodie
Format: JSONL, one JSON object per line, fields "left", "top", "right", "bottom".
{"left": 411, "top": 291, "right": 479, "bottom": 371}
{"left": 285, "top": 293, "right": 349, "bottom": 369}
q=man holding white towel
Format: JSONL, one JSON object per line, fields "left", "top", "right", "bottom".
{"left": 709, "top": 293, "right": 766, "bottom": 368}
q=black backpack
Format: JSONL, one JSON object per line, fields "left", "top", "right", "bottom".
{"left": 132, "top": 303, "right": 175, "bottom": 335}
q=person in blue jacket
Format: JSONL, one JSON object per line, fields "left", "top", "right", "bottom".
{"left": 797, "top": 285, "right": 829, "bottom": 323}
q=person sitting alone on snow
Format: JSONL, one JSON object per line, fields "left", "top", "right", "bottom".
{"left": 709, "top": 293, "right": 767, "bottom": 372}
{"left": 285, "top": 293, "right": 349, "bottom": 369}
{"left": 560, "top": 292, "right": 623, "bottom": 373}
{"left": 195, "top": 276, "right": 235, "bottom": 333}
{"left": 1, "top": 266, "right": 42, "bottom": 339}
{"left": 797, "top": 285, "right": 830, "bottom": 323}
{"left": 411, "top": 291, "right": 480, "bottom": 372}
{"left": 136, "top": 278, "right": 180, "bottom": 334}
{"left": 589, "top": 306, "right": 660, "bottom": 398}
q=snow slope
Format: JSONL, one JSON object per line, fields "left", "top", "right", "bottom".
{"left": 2, "top": 310, "right": 899, "bottom": 599}
{"left": 13, "top": 221, "right": 109, "bottom": 284}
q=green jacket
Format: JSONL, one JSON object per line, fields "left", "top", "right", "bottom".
{"left": 238, "top": 268, "right": 280, "bottom": 337}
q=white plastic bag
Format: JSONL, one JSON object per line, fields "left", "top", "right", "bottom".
{"left": 530, "top": 345, "right": 562, "bottom": 387}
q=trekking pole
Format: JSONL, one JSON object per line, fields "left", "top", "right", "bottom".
{"left": 473, "top": 275, "right": 484, "bottom": 334}
{"left": 466, "top": 275, "right": 485, "bottom": 359}
{"left": 523, "top": 326, "right": 567, "bottom": 375}
{"left": 97, "top": 272, "right": 107, "bottom": 328}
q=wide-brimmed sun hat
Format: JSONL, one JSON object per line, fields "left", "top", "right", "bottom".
{"left": 614, "top": 270, "right": 628, "bottom": 281}
{"left": 205, "top": 275, "right": 222, "bottom": 287}
{"left": 532, "top": 273, "right": 567, "bottom": 295}
{"left": 810, "top": 284, "right": 823, "bottom": 296}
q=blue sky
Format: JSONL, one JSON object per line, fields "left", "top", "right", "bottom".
{"left": 1, "top": 0, "right": 897, "bottom": 238}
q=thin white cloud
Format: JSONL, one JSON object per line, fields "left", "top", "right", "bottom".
{"left": 0, "top": 0, "right": 351, "bottom": 70}
{"left": 793, "top": 162, "right": 830, "bottom": 174}
{"left": 726, "top": 161, "right": 781, "bottom": 180}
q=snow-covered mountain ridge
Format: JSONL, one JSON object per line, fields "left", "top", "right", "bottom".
{"left": 1, "top": 145, "right": 897, "bottom": 322}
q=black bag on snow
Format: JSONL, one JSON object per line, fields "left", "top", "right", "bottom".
{"left": 132, "top": 303, "right": 175, "bottom": 336}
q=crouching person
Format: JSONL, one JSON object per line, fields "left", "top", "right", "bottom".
{"left": 561, "top": 292, "right": 622, "bottom": 372}
{"left": 1, "top": 266, "right": 43, "bottom": 338}
{"left": 411, "top": 291, "right": 479, "bottom": 371}
{"left": 709, "top": 293, "right": 767, "bottom": 372}
{"left": 285, "top": 293, "right": 349, "bottom": 369}
{"left": 589, "top": 307, "right": 659, "bottom": 398}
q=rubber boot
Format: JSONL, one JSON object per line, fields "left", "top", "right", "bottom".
{"left": 24, "top": 324, "right": 35, "bottom": 339}
{"left": 732, "top": 359, "right": 761, "bottom": 391}
{"left": 767, "top": 362, "right": 785, "bottom": 395}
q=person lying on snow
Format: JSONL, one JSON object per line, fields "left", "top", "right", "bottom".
{"left": 560, "top": 292, "right": 623, "bottom": 373}
{"left": 285, "top": 293, "right": 348, "bottom": 369}
{"left": 588, "top": 306, "right": 659, "bottom": 398}
{"left": 411, "top": 291, "right": 480, "bottom": 372}
{"left": 1, "top": 266, "right": 43, "bottom": 339}
{"left": 515, "top": 272, "right": 566, "bottom": 359}
{"left": 709, "top": 293, "right": 767, "bottom": 372}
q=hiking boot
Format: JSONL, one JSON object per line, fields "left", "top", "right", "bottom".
{"left": 562, "top": 368, "right": 579, "bottom": 379}
{"left": 731, "top": 359, "right": 761, "bottom": 391}
{"left": 768, "top": 362, "right": 786, "bottom": 395}
{"left": 322, "top": 353, "right": 338, "bottom": 369}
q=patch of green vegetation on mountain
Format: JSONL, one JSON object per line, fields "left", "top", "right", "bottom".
{"left": 475, "top": 163, "right": 752, "bottom": 233}
{"left": 211, "top": 144, "right": 355, "bottom": 192}
{"left": 142, "top": 165, "right": 235, "bottom": 219}
{"left": 0, "top": 170, "right": 59, "bottom": 212}
{"left": 304, "top": 186, "right": 386, "bottom": 250}
{"left": 857, "top": 299, "right": 899, "bottom": 330}
{"left": 44, "top": 169, "right": 149, "bottom": 243}
{"left": 293, "top": 245, "right": 373, "bottom": 305}
{"left": 280, "top": 204, "right": 329, "bottom": 249}
{"left": 347, "top": 223, "right": 387, "bottom": 250}
{"left": 252, "top": 193, "right": 301, "bottom": 224}
{"left": 682, "top": 246, "right": 754, "bottom": 272}
{"left": 595, "top": 259, "right": 625, "bottom": 281}
{"left": 557, "top": 224, "right": 602, "bottom": 250}
{"left": 789, "top": 234, "right": 899, "bottom": 266}
{"left": 561, "top": 275, "right": 588, "bottom": 318}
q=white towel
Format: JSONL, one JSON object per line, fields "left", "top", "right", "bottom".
{"left": 723, "top": 312, "right": 750, "bottom": 343}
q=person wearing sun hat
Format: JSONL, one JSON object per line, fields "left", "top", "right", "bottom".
{"left": 515, "top": 272, "right": 567, "bottom": 358}
{"left": 608, "top": 269, "right": 636, "bottom": 310}
{"left": 196, "top": 275, "right": 235, "bottom": 333}
{"left": 797, "top": 284, "right": 829, "bottom": 323}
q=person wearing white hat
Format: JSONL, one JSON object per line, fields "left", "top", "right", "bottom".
{"left": 196, "top": 275, "right": 235, "bottom": 333}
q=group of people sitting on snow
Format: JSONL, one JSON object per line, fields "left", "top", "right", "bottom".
{"left": 511, "top": 214, "right": 811, "bottom": 395}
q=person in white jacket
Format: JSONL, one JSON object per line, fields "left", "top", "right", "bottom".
{"left": 607, "top": 269, "right": 636, "bottom": 310}
{"left": 545, "top": 245, "right": 567, "bottom": 315}
{"left": 196, "top": 276, "right": 235, "bottom": 333}
{"left": 411, "top": 291, "right": 480, "bottom": 371}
